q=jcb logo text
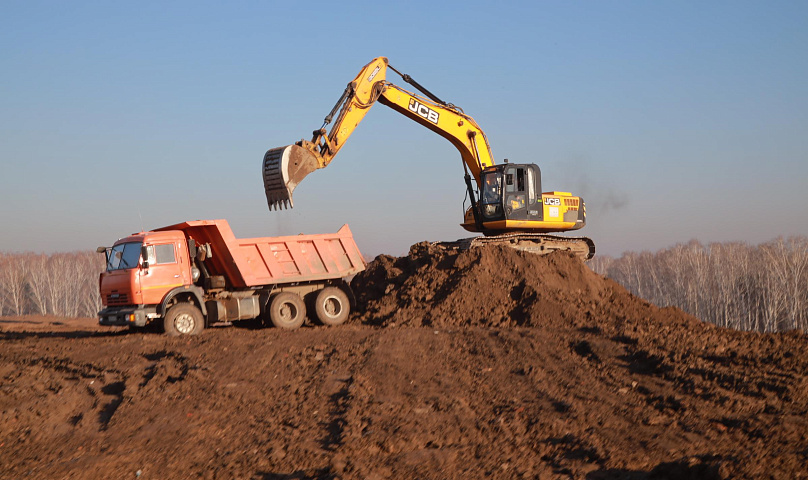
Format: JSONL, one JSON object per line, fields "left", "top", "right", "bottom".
{"left": 408, "top": 99, "right": 439, "bottom": 124}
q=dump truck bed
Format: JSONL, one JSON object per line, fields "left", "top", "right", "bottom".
{"left": 155, "top": 219, "right": 365, "bottom": 288}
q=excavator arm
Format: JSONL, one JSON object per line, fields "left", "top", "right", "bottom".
{"left": 262, "top": 57, "right": 495, "bottom": 210}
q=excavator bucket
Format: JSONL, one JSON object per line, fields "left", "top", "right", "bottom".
{"left": 262, "top": 144, "right": 322, "bottom": 210}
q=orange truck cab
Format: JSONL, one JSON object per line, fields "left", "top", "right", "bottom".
{"left": 98, "top": 219, "right": 365, "bottom": 335}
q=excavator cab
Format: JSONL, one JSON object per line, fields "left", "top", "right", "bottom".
{"left": 479, "top": 163, "right": 543, "bottom": 224}
{"left": 465, "top": 163, "right": 586, "bottom": 236}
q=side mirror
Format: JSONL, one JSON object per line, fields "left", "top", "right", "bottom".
{"left": 98, "top": 246, "right": 110, "bottom": 267}
{"left": 141, "top": 245, "right": 150, "bottom": 269}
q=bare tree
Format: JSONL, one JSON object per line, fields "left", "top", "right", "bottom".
{"left": 0, "top": 255, "right": 29, "bottom": 316}
{"left": 762, "top": 237, "right": 808, "bottom": 331}
{"left": 78, "top": 252, "right": 104, "bottom": 317}
{"left": 0, "top": 254, "right": 7, "bottom": 315}
{"left": 709, "top": 242, "right": 745, "bottom": 329}
{"left": 586, "top": 255, "right": 613, "bottom": 277}
{"left": 41, "top": 254, "right": 85, "bottom": 317}
{"left": 26, "top": 253, "right": 50, "bottom": 315}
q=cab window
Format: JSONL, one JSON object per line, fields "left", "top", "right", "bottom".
{"left": 505, "top": 167, "right": 526, "bottom": 211}
{"left": 145, "top": 244, "right": 176, "bottom": 265}
{"left": 482, "top": 172, "right": 502, "bottom": 204}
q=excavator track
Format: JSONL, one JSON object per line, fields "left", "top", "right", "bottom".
{"left": 434, "top": 233, "right": 595, "bottom": 261}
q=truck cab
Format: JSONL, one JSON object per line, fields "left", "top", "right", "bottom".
{"left": 98, "top": 230, "right": 201, "bottom": 329}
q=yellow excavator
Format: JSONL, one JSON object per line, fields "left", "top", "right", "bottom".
{"left": 262, "top": 57, "right": 595, "bottom": 260}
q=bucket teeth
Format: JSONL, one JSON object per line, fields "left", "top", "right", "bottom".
{"left": 266, "top": 195, "right": 292, "bottom": 211}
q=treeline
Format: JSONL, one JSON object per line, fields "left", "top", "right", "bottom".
{"left": 0, "top": 252, "right": 103, "bottom": 318}
{"left": 588, "top": 237, "right": 808, "bottom": 332}
{"left": 2, "top": 238, "right": 807, "bottom": 332}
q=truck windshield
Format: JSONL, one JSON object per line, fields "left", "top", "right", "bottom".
{"left": 107, "top": 242, "right": 142, "bottom": 271}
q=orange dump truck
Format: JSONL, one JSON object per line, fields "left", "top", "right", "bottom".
{"left": 97, "top": 219, "right": 365, "bottom": 335}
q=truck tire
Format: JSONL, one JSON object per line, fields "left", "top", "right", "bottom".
{"left": 269, "top": 293, "right": 306, "bottom": 330}
{"left": 164, "top": 303, "right": 204, "bottom": 336}
{"left": 314, "top": 287, "right": 350, "bottom": 326}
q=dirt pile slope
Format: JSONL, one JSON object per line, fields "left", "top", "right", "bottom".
{"left": 353, "top": 243, "right": 654, "bottom": 329}
{"left": 1, "top": 246, "right": 807, "bottom": 479}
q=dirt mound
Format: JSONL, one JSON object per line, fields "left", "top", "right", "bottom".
{"left": 1, "top": 246, "right": 808, "bottom": 479}
{"left": 353, "top": 243, "right": 640, "bottom": 329}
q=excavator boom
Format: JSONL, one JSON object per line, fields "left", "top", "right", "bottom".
{"left": 263, "top": 57, "right": 494, "bottom": 210}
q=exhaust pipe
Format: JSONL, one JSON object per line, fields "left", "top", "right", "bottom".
{"left": 262, "top": 144, "right": 322, "bottom": 210}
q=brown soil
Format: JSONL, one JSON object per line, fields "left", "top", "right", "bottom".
{"left": 1, "top": 245, "right": 807, "bottom": 479}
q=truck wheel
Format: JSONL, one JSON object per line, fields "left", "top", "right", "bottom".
{"left": 314, "top": 287, "right": 350, "bottom": 326}
{"left": 164, "top": 303, "right": 204, "bottom": 336}
{"left": 269, "top": 293, "right": 306, "bottom": 330}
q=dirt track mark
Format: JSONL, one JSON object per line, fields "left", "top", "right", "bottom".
{"left": 320, "top": 374, "right": 354, "bottom": 452}
{"left": 98, "top": 381, "right": 125, "bottom": 429}
{"left": 18, "top": 355, "right": 112, "bottom": 381}
{"left": 316, "top": 333, "right": 379, "bottom": 455}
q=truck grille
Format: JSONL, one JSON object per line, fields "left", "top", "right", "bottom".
{"left": 106, "top": 294, "right": 130, "bottom": 305}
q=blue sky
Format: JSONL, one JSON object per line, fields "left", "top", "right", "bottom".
{"left": 1, "top": 1, "right": 806, "bottom": 257}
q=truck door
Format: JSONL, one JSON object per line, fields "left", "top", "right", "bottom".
{"left": 140, "top": 243, "right": 183, "bottom": 305}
